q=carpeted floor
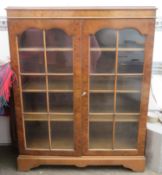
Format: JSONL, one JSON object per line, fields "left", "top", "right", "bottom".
{"left": 0, "top": 146, "right": 160, "bottom": 175}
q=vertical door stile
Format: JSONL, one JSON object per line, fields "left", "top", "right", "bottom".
{"left": 81, "top": 21, "right": 89, "bottom": 154}
{"left": 43, "top": 30, "right": 52, "bottom": 150}
{"left": 73, "top": 20, "right": 82, "bottom": 155}
{"left": 112, "top": 31, "right": 119, "bottom": 149}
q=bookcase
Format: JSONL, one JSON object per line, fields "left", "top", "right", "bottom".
{"left": 7, "top": 7, "right": 156, "bottom": 171}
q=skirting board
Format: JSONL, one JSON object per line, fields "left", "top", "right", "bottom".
{"left": 17, "top": 155, "right": 145, "bottom": 172}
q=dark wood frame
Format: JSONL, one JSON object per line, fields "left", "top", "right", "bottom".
{"left": 7, "top": 7, "right": 156, "bottom": 172}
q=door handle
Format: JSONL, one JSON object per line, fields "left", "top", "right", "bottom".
{"left": 81, "top": 91, "right": 87, "bottom": 96}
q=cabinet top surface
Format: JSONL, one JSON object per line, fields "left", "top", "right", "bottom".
{"left": 6, "top": 6, "right": 156, "bottom": 19}
{"left": 6, "top": 6, "right": 156, "bottom": 10}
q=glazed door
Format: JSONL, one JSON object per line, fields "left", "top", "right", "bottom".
{"left": 82, "top": 19, "right": 151, "bottom": 155}
{"left": 10, "top": 20, "right": 81, "bottom": 156}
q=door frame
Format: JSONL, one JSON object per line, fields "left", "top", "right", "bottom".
{"left": 8, "top": 19, "right": 82, "bottom": 156}
{"left": 81, "top": 19, "right": 155, "bottom": 156}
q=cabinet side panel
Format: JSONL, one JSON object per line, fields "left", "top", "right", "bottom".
{"left": 138, "top": 18, "right": 156, "bottom": 155}
{"left": 8, "top": 20, "right": 26, "bottom": 154}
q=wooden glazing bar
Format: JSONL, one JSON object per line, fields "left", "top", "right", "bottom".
{"left": 16, "top": 36, "right": 27, "bottom": 149}
{"left": 43, "top": 30, "right": 52, "bottom": 150}
{"left": 112, "top": 31, "right": 119, "bottom": 149}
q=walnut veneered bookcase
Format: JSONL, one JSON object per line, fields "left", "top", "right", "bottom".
{"left": 7, "top": 7, "right": 156, "bottom": 172}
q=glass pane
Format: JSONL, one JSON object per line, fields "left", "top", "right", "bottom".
{"left": 47, "top": 51, "right": 72, "bottom": 73}
{"left": 90, "top": 93, "right": 114, "bottom": 113}
{"left": 18, "top": 29, "right": 43, "bottom": 48}
{"left": 21, "top": 76, "right": 46, "bottom": 90}
{"left": 91, "top": 51, "right": 115, "bottom": 73}
{"left": 23, "top": 93, "right": 47, "bottom": 112}
{"left": 90, "top": 29, "right": 116, "bottom": 48}
{"left": 49, "top": 93, "right": 73, "bottom": 113}
{"left": 116, "top": 93, "right": 141, "bottom": 113}
{"left": 115, "top": 122, "right": 138, "bottom": 149}
{"left": 89, "top": 122, "right": 113, "bottom": 149}
{"left": 25, "top": 121, "right": 49, "bottom": 149}
{"left": 51, "top": 121, "right": 73, "bottom": 149}
{"left": 46, "top": 29, "right": 72, "bottom": 48}
{"left": 19, "top": 51, "right": 45, "bottom": 73}
{"left": 90, "top": 76, "right": 114, "bottom": 90}
{"left": 119, "top": 29, "right": 145, "bottom": 48}
{"left": 118, "top": 51, "right": 144, "bottom": 73}
{"left": 48, "top": 76, "right": 73, "bottom": 90}
{"left": 117, "top": 76, "right": 142, "bottom": 91}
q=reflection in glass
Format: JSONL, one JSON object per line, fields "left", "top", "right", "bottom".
{"left": 25, "top": 121, "right": 49, "bottom": 149}
{"left": 90, "top": 93, "right": 114, "bottom": 113}
{"left": 18, "top": 29, "right": 43, "bottom": 48}
{"left": 51, "top": 121, "right": 73, "bottom": 149}
{"left": 90, "top": 29, "right": 116, "bottom": 48}
{"left": 21, "top": 76, "right": 46, "bottom": 90}
{"left": 90, "top": 76, "right": 114, "bottom": 90}
{"left": 23, "top": 93, "right": 47, "bottom": 112}
{"left": 115, "top": 122, "right": 138, "bottom": 149}
{"left": 49, "top": 93, "right": 73, "bottom": 113}
{"left": 91, "top": 51, "right": 115, "bottom": 73}
{"left": 116, "top": 93, "right": 141, "bottom": 113}
{"left": 47, "top": 51, "right": 72, "bottom": 73}
{"left": 118, "top": 51, "right": 144, "bottom": 73}
{"left": 117, "top": 76, "right": 142, "bottom": 91}
{"left": 89, "top": 122, "right": 113, "bottom": 149}
{"left": 19, "top": 51, "right": 45, "bottom": 73}
{"left": 46, "top": 29, "right": 72, "bottom": 48}
{"left": 48, "top": 76, "right": 73, "bottom": 90}
{"left": 119, "top": 29, "right": 145, "bottom": 48}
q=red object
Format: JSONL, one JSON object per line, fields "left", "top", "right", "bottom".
{"left": 0, "top": 63, "right": 16, "bottom": 107}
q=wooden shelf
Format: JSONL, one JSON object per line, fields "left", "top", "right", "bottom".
{"left": 90, "top": 73, "right": 143, "bottom": 76}
{"left": 19, "top": 47, "right": 73, "bottom": 51}
{"left": 24, "top": 114, "right": 48, "bottom": 121}
{"left": 90, "top": 48, "right": 144, "bottom": 51}
{"left": 21, "top": 73, "right": 73, "bottom": 76}
{"left": 89, "top": 115, "right": 139, "bottom": 122}
{"left": 19, "top": 48, "right": 44, "bottom": 51}
{"left": 90, "top": 90, "right": 114, "bottom": 93}
{"left": 91, "top": 48, "right": 116, "bottom": 51}
{"left": 90, "top": 73, "right": 115, "bottom": 76}
{"left": 90, "top": 90, "right": 140, "bottom": 93}
{"left": 50, "top": 114, "right": 73, "bottom": 121}
{"left": 46, "top": 48, "right": 72, "bottom": 51}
